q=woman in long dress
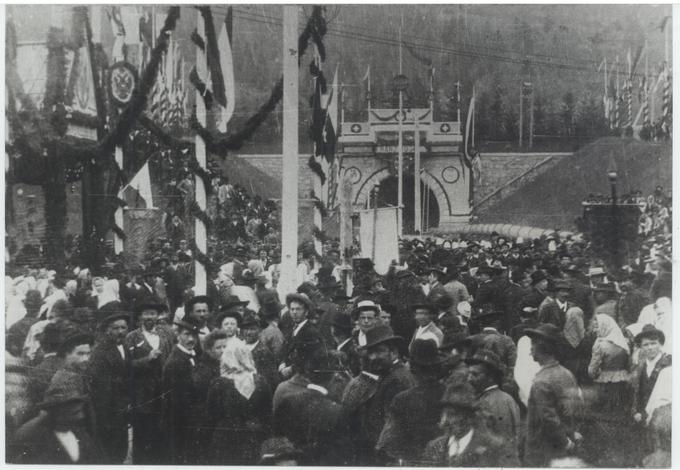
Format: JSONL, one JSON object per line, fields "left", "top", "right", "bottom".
{"left": 582, "top": 314, "right": 633, "bottom": 467}
{"left": 206, "top": 343, "right": 272, "bottom": 464}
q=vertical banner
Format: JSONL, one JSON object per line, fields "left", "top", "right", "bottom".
{"left": 359, "top": 207, "right": 400, "bottom": 275}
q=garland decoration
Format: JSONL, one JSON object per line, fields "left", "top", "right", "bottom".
{"left": 307, "top": 155, "right": 326, "bottom": 185}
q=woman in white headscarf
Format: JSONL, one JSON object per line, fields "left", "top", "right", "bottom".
{"left": 582, "top": 314, "right": 634, "bottom": 467}
{"left": 206, "top": 342, "right": 272, "bottom": 464}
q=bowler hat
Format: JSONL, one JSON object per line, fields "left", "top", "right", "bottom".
{"left": 466, "top": 349, "right": 504, "bottom": 376}
{"left": 440, "top": 383, "right": 479, "bottom": 411}
{"left": 634, "top": 324, "right": 665, "bottom": 346}
{"left": 221, "top": 295, "right": 249, "bottom": 311}
{"left": 37, "top": 378, "right": 88, "bottom": 410}
{"left": 240, "top": 311, "right": 261, "bottom": 329}
{"left": 286, "top": 292, "right": 314, "bottom": 311}
{"left": 360, "top": 325, "right": 405, "bottom": 351}
{"left": 174, "top": 314, "right": 201, "bottom": 334}
{"left": 525, "top": 323, "right": 563, "bottom": 345}
{"left": 410, "top": 339, "right": 447, "bottom": 366}
{"left": 57, "top": 331, "right": 94, "bottom": 356}
{"left": 530, "top": 270, "right": 548, "bottom": 286}
{"left": 258, "top": 437, "right": 303, "bottom": 465}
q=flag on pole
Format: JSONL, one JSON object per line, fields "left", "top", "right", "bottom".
{"left": 217, "top": 9, "right": 235, "bottom": 131}
{"left": 119, "top": 162, "right": 155, "bottom": 208}
{"left": 321, "top": 64, "right": 339, "bottom": 166}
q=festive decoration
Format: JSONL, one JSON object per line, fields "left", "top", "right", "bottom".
{"left": 108, "top": 61, "right": 138, "bottom": 107}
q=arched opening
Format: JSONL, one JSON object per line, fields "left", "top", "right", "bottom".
{"left": 373, "top": 174, "right": 440, "bottom": 234}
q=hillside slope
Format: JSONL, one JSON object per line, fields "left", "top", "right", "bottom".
{"left": 476, "top": 138, "right": 672, "bottom": 231}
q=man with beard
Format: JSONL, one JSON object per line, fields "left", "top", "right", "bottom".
{"left": 422, "top": 383, "right": 519, "bottom": 467}
{"left": 342, "top": 326, "right": 415, "bottom": 465}
{"left": 125, "top": 302, "right": 174, "bottom": 464}
{"left": 11, "top": 376, "right": 103, "bottom": 464}
{"left": 87, "top": 308, "right": 132, "bottom": 464}
{"left": 161, "top": 314, "right": 203, "bottom": 464}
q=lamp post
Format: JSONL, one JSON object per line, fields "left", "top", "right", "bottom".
{"left": 608, "top": 171, "right": 620, "bottom": 270}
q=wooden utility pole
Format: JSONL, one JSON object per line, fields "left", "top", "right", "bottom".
{"left": 414, "top": 117, "right": 421, "bottom": 234}
{"left": 397, "top": 14, "right": 404, "bottom": 236}
{"left": 529, "top": 86, "right": 534, "bottom": 149}
{"left": 280, "top": 6, "right": 299, "bottom": 296}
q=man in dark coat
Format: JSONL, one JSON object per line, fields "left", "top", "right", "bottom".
{"left": 11, "top": 376, "right": 103, "bottom": 464}
{"left": 376, "top": 339, "right": 447, "bottom": 465}
{"left": 161, "top": 314, "right": 203, "bottom": 465}
{"left": 242, "top": 312, "right": 280, "bottom": 391}
{"left": 125, "top": 302, "right": 174, "bottom": 464}
{"left": 524, "top": 324, "right": 583, "bottom": 467}
{"left": 273, "top": 348, "right": 354, "bottom": 465}
{"left": 467, "top": 349, "right": 520, "bottom": 445}
{"left": 279, "top": 293, "right": 323, "bottom": 380}
{"left": 330, "top": 311, "right": 362, "bottom": 377}
{"left": 342, "top": 326, "right": 415, "bottom": 465}
{"left": 422, "top": 383, "right": 520, "bottom": 467}
{"left": 502, "top": 270, "right": 528, "bottom": 334}
{"left": 87, "top": 308, "right": 132, "bottom": 464}
{"left": 521, "top": 270, "right": 549, "bottom": 309}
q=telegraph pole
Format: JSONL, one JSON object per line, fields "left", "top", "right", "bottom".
{"left": 414, "top": 117, "right": 421, "bottom": 234}
{"left": 518, "top": 84, "right": 524, "bottom": 147}
{"left": 397, "top": 13, "right": 404, "bottom": 236}
{"left": 529, "top": 84, "right": 534, "bottom": 149}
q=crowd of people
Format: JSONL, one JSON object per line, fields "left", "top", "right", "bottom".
{"left": 4, "top": 182, "right": 673, "bottom": 466}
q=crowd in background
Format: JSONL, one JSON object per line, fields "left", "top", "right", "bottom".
{"left": 4, "top": 185, "right": 673, "bottom": 467}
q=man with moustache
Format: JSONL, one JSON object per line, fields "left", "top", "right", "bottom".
{"left": 125, "top": 302, "right": 174, "bottom": 464}
{"left": 342, "top": 326, "right": 415, "bottom": 465}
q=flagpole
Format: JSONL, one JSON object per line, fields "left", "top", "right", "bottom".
{"left": 397, "top": 13, "right": 404, "bottom": 236}
{"left": 280, "top": 6, "right": 299, "bottom": 296}
{"left": 414, "top": 116, "right": 421, "bottom": 234}
{"left": 114, "top": 146, "right": 124, "bottom": 254}
{"left": 194, "top": 10, "right": 208, "bottom": 295}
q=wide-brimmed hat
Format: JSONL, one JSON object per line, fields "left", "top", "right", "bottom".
{"left": 240, "top": 311, "right": 261, "bottom": 329}
{"left": 466, "top": 349, "right": 504, "bottom": 375}
{"left": 411, "top": 303, "right": 437, "bottom": 315}
{"left": 99, "top": 307, "right": 131, "bottom": 329}
{"left": 221, "top": 295, "right": 249, "bottom": 311}
{"left": 37, "top": 382, "right": 88, "bottom": 410}
{"left": 359, "top": 325, "right": 405, "bottom": 351}
{"left": 553, "top": 279, "right": 573, "bottom": 291}
{"left": 530, "top": 270, "right": 548, "bottom": 286}
{"left": 258, "top": 437, "right": 303, "bottom": 465}
{"left": 173, "top": 314, "right": 202, "bottom": 334}
{"left": 634, "top": 324, "right": 665, "bottom": 346}
{"left": 410, "top": 339, "right": 447, "bottom": 366}
{"left": 260, "top": 299, "right": 282, "bottom": 319}
{"left": 351, "top": 299, "right": 380, "bottom": 318}
{"left": 329, "top": 311, "right": 353, "bottom": 333}
{"left": 57, "top": 331, "right": 94, "bottom": 356}
{"left": 525, "top": 323, "right": 563, "bottom": 345}
{"left": 285, "top": 292, "right": 314, "bottom": 311}
{"left": 440, "top": 383, "right": 479, "bottom": 411}
{"left": 185, "top": 295, "right": 214, "bottom": 314}
{"left": 134, "top": 300, "right": 167, "bottom": 315}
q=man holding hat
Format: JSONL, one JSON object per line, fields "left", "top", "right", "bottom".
{"left": 87, "top": 304, "right": 132, "bottom": 464}
{"left": 524, "top": 324, "right": 583, "bottom": 467}
{"left": 11, "top": 376, "right": 103, "bottom": 464}
{"left": 422, "top": 383, "right": 519, "bottom": 467}
{"left": 342, "top": 325, "right": 415, "bottom": 465}
{"left": 377, "top": 339, "right": 447, "bottom": 465}
{"left": 125, "top": 301, "right": 174, "bottom": 464}
{"left": 467, "top": 349, "right": 520, "bottom": 445}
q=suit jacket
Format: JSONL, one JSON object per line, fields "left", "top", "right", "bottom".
{"left": 11, "top": 415, "right": 103, "bottom": 464}
{"left": 280, "top": 320, "right": 323, "bottom": 368}
{"left": 86, "top": 338, "right": 132, "bottom": 463}
{"left": 273, "top": 373, "right": 310, "bottom": 413}
{"left": 502, "top": 282, "right": 528, "bottom": 333}
{"left": 251, "top": 340, "right": 281, "bottom": 391}
{"left": 632, "top": 353, "right": 672, "bottom": 418}
{"left": 376, "top": 378, "right": 445, "bottom": 465}
{"left": 524, "top": 360, "right": 582, "bottom": 467}
{"left": 477, "top": 386, "right": 520, "bottom": 444}
{"left": 422, "top": 428, "right": 520, "bottom": 467}
{"left": 161, "top": 346, "right": 203, "bottom": 464}
{"left": 125, "top": 328, "right": 174, "bottom": 415}
{"left": 273, "top": 386, "right": 353, "bottom": 465}
{"left": 342, "top": 363, "right": 416, "bottom": 465}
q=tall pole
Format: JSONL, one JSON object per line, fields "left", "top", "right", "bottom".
{"left": 280, "top": 6, "right": 299, "bottom": 296}
{"left": 414, "top": 117, "right": 421, "bottom": 234}
{"left": 518, "top": 84, "right": 524, "bottom": 147}
{"left": 114, "top": 146, "right": 124, "bottom": 253}
{"left": 397, "top": 13, "right": 404, "bottom": 236}
{"left": 194, "top": 11, "right": 208, "bottom": 294}
{"left": 528, "top": 89, "right": 533, "bottom": 148}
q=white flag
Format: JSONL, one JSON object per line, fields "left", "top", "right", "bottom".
{"left": 119, "top": 162, "right": 154, "bottom": 208}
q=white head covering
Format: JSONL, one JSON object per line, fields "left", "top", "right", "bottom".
{"left": 595, "top": 314, "right": 630, "bottom": 354}
{"left": 97, "top": 279, "right": 120, "bottom": 308}
{"left": 220, "top": 342, "right": 257, "bottom": 399}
